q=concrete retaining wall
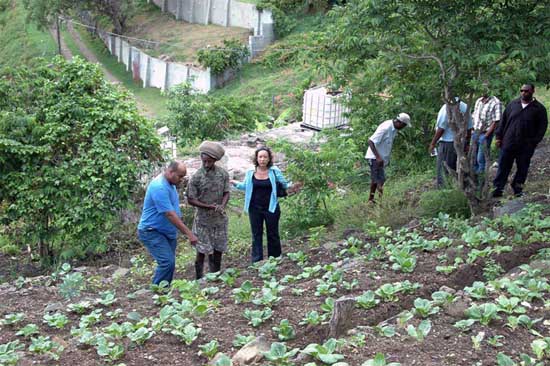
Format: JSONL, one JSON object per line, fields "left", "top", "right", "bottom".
{"left": 149, "top": 0, "right": 274, "bottom": 57}
{"left": 99, "top": 30, "right": 239, "bottom": 93}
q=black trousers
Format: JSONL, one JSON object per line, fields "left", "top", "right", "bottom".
{"left": 249, "top": 205, "right": 281, "bottom": 263}
{"left": 493, "top": 145, "right": 535, "bottom": 194}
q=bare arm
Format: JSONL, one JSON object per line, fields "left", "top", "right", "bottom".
{"left": 485, "top": 121, "right": 498, "bottom": 137}
{"left": 164, "top": 211, "right": 198, "bottom": 245}
{"left": 429, "top": 128, "right": 445, "bottom": 151}
{"left": 368, "top": 140, "right": 384, "bottom": 166}
{"left": 187, "top": 197, "right": 216, "bottom": 210}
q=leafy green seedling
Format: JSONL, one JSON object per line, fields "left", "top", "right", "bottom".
{"left": 362, "top": 352, "right": 401, "bottom": 366}
{"left": 406, "top": 320, "right": 432, "bottom": 341}
{"left": 471, "top": 331, "right": 485, "bottom": 350}
{"left": 244, "top": 308, "right": 272, "bottom": 327}
{"left": 301, "top": 338, "right": 345, "bottom": 365}
{"left": 233, "top": 280, "right": 259, "bottom": 304}
{"left": 453, "top": 319, "right": 477, "bottom": 332}
{"left": 29, "top": 336, "right": 64, "bottom": 361}
{"left": 15, "top": 323, "right": 39, "bottom": 338}
{"left": 496, "top": 295, "right": 526, "bottom": 315}
{"left": 127, "top": 327, "right": 155, "bottom": 345}
{"left": 487, "top": 335, "right": 504, "bottom": 348}
{"left": 0, "top": 340, "right": 24, "bottom": 366}
{"left": 412, "top": 298, "right": 440, "bottom": 318}
{"left": 67, "top": 300, "right": 94, "bottom": 314}
{"left": 97, "top": 290, "right": 117, "bottom": 306}
{"left": 300, "top": 310, "right": 325, "bottom": 326}
{"left": 374, "top": 323, "right": 396, "bottom": 338}
{"left": 198, "top": 340, "right": 219, "bottom": 359}
{"left": 287, "top": 251, "right": 309, "bottom": 265}
{"left": 0, "top": 312, "right": 26, "bottom": 326}
{"left": 220, "top": 268, "right": 240, "bottom": 287}
{"left": 43, "top": 312, "right": 69, "bottom": 329}
{"left": 58, "top": 272, "right": 86, "bottom": 299}
{"left": 262, "top": 342, "right": 300, "bottom": 366}
{"left": 233, "top": 334, "right": 255, "bottom": 347}
{"left": 252, "top": 288, "right": 282, "bottom": 308}
{"left": 465, "top": 303, "right": 501, "bottom": 326}
{"left": 79, "top": 309, "right": 103, "bottom": 328}
{"left": 272, "top": 319, "right": 296, "bottom": 341}
{"left": 95, "top": 336, "right": 124, "bottom": 362}
{"left": 356, "top": 291, "right": 379, "bottom": 310}
{"left": 342, "top": 279, "right": 359, "bottom": 291}
{"left": 389, "top": 248, "right": 417, "bottom": 273}
{"left": 431, "top": 291, "right": 456, "bottom": 306}
{"left": 320, "top": 298, "right": 335, "bottom": 313}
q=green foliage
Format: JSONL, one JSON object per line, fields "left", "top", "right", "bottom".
{"left": 274, "top": 132, "right": 361, "bottom": 234}
{"left": 58, "top": 272, "right": 86, "bottom": 299}
{"left": 29, "top": 335, "right": 64, "bottom": 361}
{"left": 198, "top": 340, "right": 219, "bottom": 359}
{"left": 419, "top": 188, "right": 470, "bottom": 219}
{"left": 301, "top": 338, "right": 344, "bottom": 365}
{"left": 243, "top": 308, "right": 273, "bottom": 327}
{"left": 15, "top": 323, "right": 40, "bottom": 338}
{"left": 262, "top": 342, "right": 300, "bottom": 366}
{"left": 0, "top": 340, "right": 24, "bottom": 366}
{"left": 0, "top": 57, "right": 162, "bottom": 262}
{"left": 43, "top": 312, "right": 69, "bottom": 329}
{"left": 406, "top": 320, "right": 432, "bottom": 341}
{"left": 197, "top": 39, "right": 250, "bottom": 75}
{"left": 272, "top": 319, "right": 296, "bottom": 341}
{"left": 362, "top": 353, "right": 401, "bottom": 366}
{"left": 164, "top": 82, "right": 266, "bottom": 144}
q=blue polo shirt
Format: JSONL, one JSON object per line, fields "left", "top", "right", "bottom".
{"left": 436, "top": 101, "right": 472, "bottom": 142}
{"left": 138, "top": 174, "right": 182, "bottom": 239}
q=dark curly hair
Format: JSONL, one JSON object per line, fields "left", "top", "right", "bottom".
{"left": 253, "top": 146, "right": 273, "bottom": 168}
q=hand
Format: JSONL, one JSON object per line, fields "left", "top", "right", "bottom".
{"left": 429, "top": 143, "right": 436, "bottom": 152}
{"left": 214, "top": 204, "right": 225, "bottom": 214}
{"left": 495, "top": 139, "right": 502, "bottom": 148}
{"left": 230, "top": 179, "right": 238, "bottom": 185}
{"left": 188, "top": 233, "right": 199, "bottom": 246}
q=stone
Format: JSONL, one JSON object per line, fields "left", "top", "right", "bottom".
{"left": 492, "top": 199, "right": 527, "bottom": 218}
{"left": 112, "top": 267, "right": 130, "bottom": 279}
{"left": 328, "top": 296, "right": 356, "bottom": 338}
{"left": 528, "top": 260, "right": 550, "bottom": 272}
{"left": 44, "top": 302, "right": 64, "bottom": 313}
{"left": 323, "top": 242, "right": 339, "bottom": 251}
{"left": 444, "top": 296, "right": 470, "bottom": 318}
{"left": 333, "top": 363, "right": 350, "bottom": 366}
{"left": 232, "top": 335, "right": 270, "bottom": 365}
{"left": 439, "top": 285, "right": 456, "bottom": 294}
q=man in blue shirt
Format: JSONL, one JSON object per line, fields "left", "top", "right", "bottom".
{"left": 429, "top": 99, "right": 472, "bottom": 188}
{"left": 138, "top": 161, "right": 198, "bottom": 284}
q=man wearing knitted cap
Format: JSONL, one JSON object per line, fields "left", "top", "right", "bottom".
{"left": 187, "top": 141, "right": 230, "bottom": 279}
{"left": 365, "top": 113, "right": 411, "bottom": 202}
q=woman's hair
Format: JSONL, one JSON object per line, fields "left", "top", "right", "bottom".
{"left": 253, "top": 146, "right": 274, "bottom": 168}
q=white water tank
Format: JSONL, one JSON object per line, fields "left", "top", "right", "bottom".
{"left": 302, "top": 85, "right": 350, "bottom": 130}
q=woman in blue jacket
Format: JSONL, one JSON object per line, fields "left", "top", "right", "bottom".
{"left": 232, "top": 147, "right": 289, "bottom": 263}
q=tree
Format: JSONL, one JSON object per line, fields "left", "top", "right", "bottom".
{"left": 24, "top": 0, "right": 135, "bottom": 34}
{"left": 0, "top": 57, "right": 162, "bottom": 262}
{"left": 325, "top": 0, "right": 550, "bottom": 214}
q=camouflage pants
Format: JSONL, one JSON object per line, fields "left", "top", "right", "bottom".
{"left": 192, "top": 210, "right": 228, "bottom": 254}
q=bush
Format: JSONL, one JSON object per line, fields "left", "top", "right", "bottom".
{"left": 0, "top": 57, "right": 162, "bottom": 263}
{"left": 419, "top": 188, "right": 470, "bottom": 218}
{"left": 197, "top": 39, "right": 249, "bottom": 75}
{"left": 164, "top": 83, "right": 267, "bottom": 144}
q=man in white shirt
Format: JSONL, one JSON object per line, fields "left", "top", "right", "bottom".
{"left": 365, "top": 113, "right": 411, "bottom": 202}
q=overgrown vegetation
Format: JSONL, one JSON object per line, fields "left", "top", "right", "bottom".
{"left": 0, "top": 57, "right": 162, "bottom": 263}
{"left": 197, "top": 39, "right": 250, "bottom": 75}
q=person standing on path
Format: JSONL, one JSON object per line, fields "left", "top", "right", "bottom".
{"left": 492, "top": 84, "right": 548, "bottom": 197}
{"left": 187, "top": 141, "right": 230, "bottom": 279}
{"left": 138, "top": 161, "right": 198, "bottom": 285}
{"left": 231, "top": 147, "right": 291, "bottom": 263}
{"left": 365, "top": 113, "right": 411, "bottom": 202}
{"left": 471, "top": 91, "right": 503, "bottom": 174}
{"left": 429, "top": 99, "right": 472, "bottom": 188}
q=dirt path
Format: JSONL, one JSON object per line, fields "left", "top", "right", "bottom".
{"left": 48, "top": 25, "right": 73, "bottom": 60}
{"left": 65, "top": 22, "right": 119, "bottom": 83}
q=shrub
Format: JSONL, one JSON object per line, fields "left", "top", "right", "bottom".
{"left": 419, "top": 188, "right": 470, "bottom": 218}
{"left": 197, "top": 39, "right": 249, "bottom": 75}
{"left": 164, "top": 83, "right": 267, "bottom": 144}
{"left": 0, "top": 57, "right": 162, "bottom": 263}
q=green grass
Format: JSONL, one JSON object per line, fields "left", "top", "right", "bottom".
{"left": 71, "top": 26, "right": 169, "bottom": 120}
{"left": 0, "top": 1, "right": 57, "bottom": 68}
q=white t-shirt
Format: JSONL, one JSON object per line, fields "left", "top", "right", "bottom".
{"left": 364, "top": 120, "right": 398, "bottom": 166}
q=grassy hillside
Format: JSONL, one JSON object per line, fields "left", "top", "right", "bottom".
{"left": 0, "top": 0, "right": 57, "bottom": 68}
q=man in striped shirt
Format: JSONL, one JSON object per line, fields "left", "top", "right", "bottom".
{"left": 471, "top": 94, "right": 503, "bottom": 174}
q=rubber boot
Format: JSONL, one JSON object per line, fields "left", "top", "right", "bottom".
{"left": 195, "top": 260, "right": 204, "bottom": 280}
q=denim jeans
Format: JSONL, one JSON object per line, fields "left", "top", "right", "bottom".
{"left": 248, "top": 205, "right": 281, "bottom": 263}
{"left": 138, "top": 229, "right": 177, "bottom": 285}
{"left": 471, "top": 131, "right": 493, "bottom": 174}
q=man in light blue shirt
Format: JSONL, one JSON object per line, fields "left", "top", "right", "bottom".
{"left": 429, "top": 100, "right": 472, "bottom": 188}
{"left": 138, "top": 161, "right": 198, "bottom": 284}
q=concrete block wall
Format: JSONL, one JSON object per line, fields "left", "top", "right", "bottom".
{"left": 99, "top": 30, "right": 216, "bottom": 93}
{"left": 148, "top": 0, "right": 274, "bottom": 55}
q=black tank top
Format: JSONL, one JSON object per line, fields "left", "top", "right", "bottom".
{"left": 250, "top": 176, "right": 272, "bottom": 209}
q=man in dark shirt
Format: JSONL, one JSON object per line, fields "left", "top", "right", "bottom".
{"left": 492, "top": 84, "right": 548, "bottom": 197}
